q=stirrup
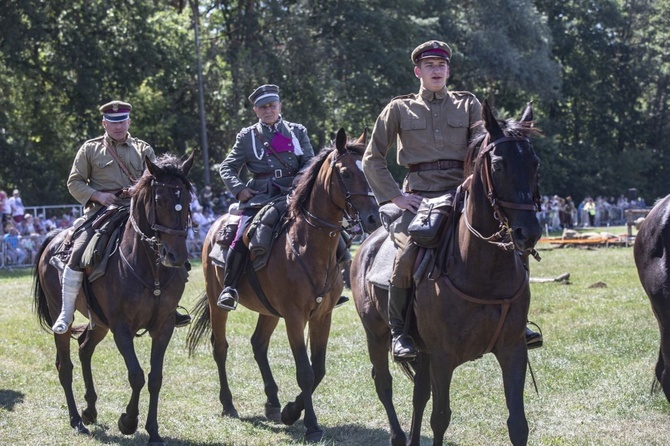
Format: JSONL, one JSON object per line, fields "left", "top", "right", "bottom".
{"left": 526, "top": 320, "right": 543, "bottom": 350}
{"left": 217, "top": 287, "right": 239, "bottom": 311}
{"left": 391, "top": 335, "right": 417, "bottom": 363}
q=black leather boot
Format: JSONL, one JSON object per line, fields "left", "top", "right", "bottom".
{"left": 388, "top": 285, "right": 417, "bottom": 362}
{"left": 526, "top": 323, "right": 543, "bottom": 349}
{"left": 175, "top": 309, "right": 191, "bottom": 327}
{"left": 217, "top": 247, "right": 247, "bottom": 311}
{"left": 335, "top": 233, "right": 352, "bottom": 307}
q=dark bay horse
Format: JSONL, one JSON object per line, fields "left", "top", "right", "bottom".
{"left": 33, "top": 153, "right": 194, "bottom": 446}
{"left": 634, "top": 195, "right": 670, "bottom": 403}
{"left": 186, "top": 129, "right": 380, "bottom": 442}
{"left": 351, "top": 100, "right": 542, "bottom": 446}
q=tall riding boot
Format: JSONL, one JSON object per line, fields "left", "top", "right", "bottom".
{"left": 52, "top": 266, "right": 84, "bottom": 334}
{"left": 388, "top": 285, "right": 417, "bottom": 362}
{"left": 216, "top": 248, "right": 248, "bottom": 311}
{"left": 335, "top": 234, "right": 351, "bottom": 307}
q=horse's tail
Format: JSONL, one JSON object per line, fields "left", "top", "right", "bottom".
{"left": 186, "top": 292, "right": 212, "bottom": 356}
{"left": 398, "top": 361, "right": 416, "bottom": 382}
{"left": 32, "top": 229, "right": 63, "bottom": 332}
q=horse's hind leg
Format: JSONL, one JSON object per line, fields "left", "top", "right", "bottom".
{"left": 250, "top": 314, "right": 281, "bottom": 421}
{"left": 54, "top": 333, "right": 90, "bottom": 435}
{"left": 78, "top": 326, "right": 109, "bottom": 425}
{"left": 655, "top": 323, "right": 670, "bottom": 402}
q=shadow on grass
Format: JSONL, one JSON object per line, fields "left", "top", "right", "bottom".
{"left": 0, "top": 389, "right": 24, "bottom": 411}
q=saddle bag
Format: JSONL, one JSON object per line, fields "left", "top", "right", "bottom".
{"left": 216, "top": 214, "right": 241, "bottom": 248}
{"left": 407, "top": 193, "right": 453, "bottom": 248}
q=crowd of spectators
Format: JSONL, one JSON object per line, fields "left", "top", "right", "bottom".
{"left": 537, "top": 193, "right": 647, "bottom": 232}
{"left": 1, "top": 184, "right": 649, "bottom": 268}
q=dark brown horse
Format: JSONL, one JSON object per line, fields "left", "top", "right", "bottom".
{"left": 186, "top": 129, "right": 380, "bottom": 442}
{"left": 33, "top": 153, "right": 194, "bottom": 446}
{"left": 351, "top": 100, "right": 542, "bottom": 446}
{"left": 634, "top": 195, "right": 670, "bottom": 403}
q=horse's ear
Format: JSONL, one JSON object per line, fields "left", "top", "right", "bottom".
{"left": 520, "top": 101, "right": 533, "bottom": 123}
{"left": 482, "top": 99, "right": 504, "bottom": 140}
{"left": 146, "top": 156, "right": 160, "bottom": 177}
{"left": 355, "top": 127, "right": 369, "bottom": 146}
{"left": 335, "top": 128, "right": 347, "bottom": 154}
{"left": 181, "top": 150, "right": 196, "bottom": 176}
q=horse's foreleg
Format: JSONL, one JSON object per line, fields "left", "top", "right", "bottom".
{"left": 250, "top": 314, "right": 281, "bottom": 421}
{"left": 113, "top": 329, "right": 144, "bottom": 436}
{"left": 428, "top": 353, "right": 454, "bottom": 446}
{"left": 498, "top": 346, "right": 529, "bottom": 446}
{"left": 54, "top": 334, "right": 89, "bottom": 435}
{"left": 144, "top": 329, "right": 174, "bottom": 446}
{"left": 361, "top": 306, "right": 407, "bottom": 446}
{"left": 408, "top": 353, "right": 430, "bottom": 446}
{"left": 78, "top": 326, "right": 109, "bottom": 426}
{"left": 281, "top": 318, "right": 323, "bottom": 443}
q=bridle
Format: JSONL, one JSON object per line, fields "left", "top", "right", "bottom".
{"left": 463, "top": 136, "right": 540, "bottom": 254}
{"left": 128, "top": 178, "right": 190, "bottom": 249}
{"left": 300, "top": 148, "right": 375, "bottom": 236}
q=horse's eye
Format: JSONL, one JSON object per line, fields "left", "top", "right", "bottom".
{"left": 341, "top": 169, "right": 351, "bottom": 179}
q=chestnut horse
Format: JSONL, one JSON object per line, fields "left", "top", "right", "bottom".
{"left": 33, "top": 153, "right": 194, "bottom": 446}
{"left": 634, "top": 195, "right": 670, "bottom": 403}
{"left": 186, "top": 129, "right": 380, "bottom": 442}
{"left": 351, "top": 100, "right": 542, "bottom": 446}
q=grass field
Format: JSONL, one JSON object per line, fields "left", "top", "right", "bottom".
{"left": 2, "top": 229, "right": 670, "bottom": 445}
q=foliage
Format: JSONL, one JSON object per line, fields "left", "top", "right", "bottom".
{"left": 0, "top": 0, "right": 668, "bottom": 206}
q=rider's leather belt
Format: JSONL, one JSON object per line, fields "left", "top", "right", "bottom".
{"left": 254, "top": 169, "right": 292, "bottom": 179}
{"left": 409, "top": 160, "right": 464, "bottom": 172}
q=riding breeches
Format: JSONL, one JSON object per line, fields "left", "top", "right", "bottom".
{"left": 68, "top": 225, "right": 94, "bottom": 272}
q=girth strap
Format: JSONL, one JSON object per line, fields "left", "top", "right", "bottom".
{"left": 440, "top": 271, "right": 529, "bottom": 354}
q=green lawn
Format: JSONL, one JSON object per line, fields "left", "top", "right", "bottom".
{"left": 1, "top": 237, "right": 669, "bottom": 445}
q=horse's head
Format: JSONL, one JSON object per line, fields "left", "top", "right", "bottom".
{"left": 130, "top": 152, "right": 195, "bottom": 267}
{"left": 330, "top": 128, "right": 380, "bottom": 233}
{"left": 467, "top": 100, "right": 542, "bottom": 253}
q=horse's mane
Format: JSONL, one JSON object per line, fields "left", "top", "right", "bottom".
{"left": 464, "top": 119, "right": 542, "bottom": 178}
{"left": 131, "top": 153, "right": 193, "bottom": 196}
{"left": 288, "top": 140, "right": 365, "bottom": 216}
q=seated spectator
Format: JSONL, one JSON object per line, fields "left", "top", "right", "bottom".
{"left": 3, "top": 226, "right": 27, "bottom": 265}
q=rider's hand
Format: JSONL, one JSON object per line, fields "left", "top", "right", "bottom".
{"left": 237, "top": 188, "right": 258, "bottom": 203}
{"left": 391, "top": 193, "right": 423, "bottom": 213}
{"left": 91, "top": 191, "right": 119, "bottom": 207}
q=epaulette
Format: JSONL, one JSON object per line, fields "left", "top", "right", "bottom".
{"left": 449, "top": 90, "right": 477, "bottom": 99}
{"left": 391, "top": 93, "right": 417, "bottom": 101}
{"left": 286, "top": 121, "right": 306, "bottom": 132}
{"left": 237, "top": 125, "right": 255, "bottom": 137}
{"left": 85, "top": 135, "right": 105, "bottom": 144}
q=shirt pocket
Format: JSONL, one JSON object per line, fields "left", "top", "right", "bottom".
{"left": 401, "top": 118, "right": 427, "bottom": 131}
{"left": 446, "top": 115, "right": 469, "bottom": 149}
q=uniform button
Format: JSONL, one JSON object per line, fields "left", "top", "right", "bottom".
{"left": 435, "top": 129, "right": 440, "bottom": 133}
{"left": 434, "top": 113, "right": 438, "bottom": 117}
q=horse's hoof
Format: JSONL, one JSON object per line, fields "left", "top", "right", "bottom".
{"left": 280, "top": 402, "right": 301, "bottom": 426}
{"left": 118, "top": 412, "right": 139, "bottom": 435}
{"left": 81, "top": 407, "right": 97, "bottom": 425}
{"left": 304, "top": 427, "right": 324, "bottom": 443}
{"left": 73, "top": 420, "right": 91, "bottom": 436}
{"left": 390, "top": 432, "right": 407, "bottom": 446}
{"left": 222, "top": 407, "right": 239, "bottom": 419}
{"left": 265, "top": 404, "right": 281, "bottom": 422}
{"left": 147, "top": 441, "right": 166, "bottom": 446}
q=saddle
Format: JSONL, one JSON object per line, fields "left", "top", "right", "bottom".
{"left": 367, "top": 188, "right": 465, "bottom": 289}
{"left": 210, "top": 199, "right": 289, "bottom": 271}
